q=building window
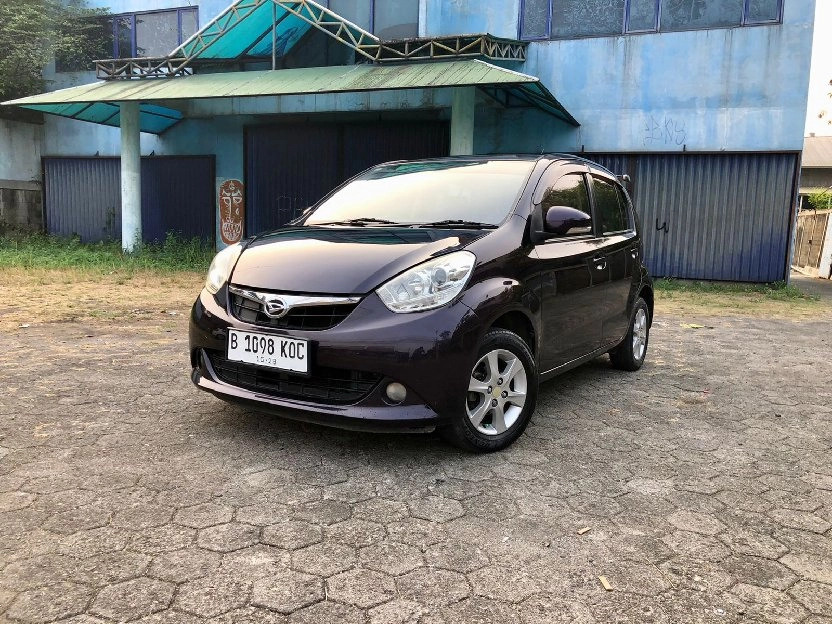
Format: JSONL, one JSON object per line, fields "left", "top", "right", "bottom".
{"left": 328, "top": 0, "right": 419, "bottom": 39}
{"left": 111, "top": 8, "right": 199, "bottom": 59}
{"left": 520, "top": 0, "right": 783, "bottom": 39}
{"left": 56, "top": 7, "right": 198, "bottom": 71}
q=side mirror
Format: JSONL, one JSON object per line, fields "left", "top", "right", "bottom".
{"left": 544, "top": 205, "right": 592, "bottom": 236}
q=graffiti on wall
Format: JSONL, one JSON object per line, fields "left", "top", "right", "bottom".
{"left": 219, "top": 179, "right": 244, "bottom": 245}
{"left": 643, "top": 115, "right": 686, "bottom": 147}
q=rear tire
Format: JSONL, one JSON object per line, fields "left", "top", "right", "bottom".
{"left": 441, "top": 329, "right": 538, "bottom": 452}
{"left": 609, "top": 297, "right": 650, "bottom": 371}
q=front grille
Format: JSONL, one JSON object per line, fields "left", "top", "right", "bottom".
{"left": 230, "top": 293, "right": 358, "bottom": 331}
{"left": 207, "top": 351, "right": 382, "bottom": 405}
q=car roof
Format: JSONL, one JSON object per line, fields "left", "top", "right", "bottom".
{"left": 371, "top": 153, "right": 619, "bottom": 179}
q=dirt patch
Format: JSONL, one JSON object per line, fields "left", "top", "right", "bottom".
{"left": 0, "top": 268, "right": 204, "bottom": 332}
{"left": 2, "top": 267, "right": 828, "bottom": 333}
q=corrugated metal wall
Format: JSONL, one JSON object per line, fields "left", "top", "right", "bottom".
{"left": 584, "top": 153, "right": 799, "bottom": 282}
{"left": 246, "top": 121, "right": 449, "bottom": 235}
{"left": 43, "top": 156, "right": 215, "bottom": 243}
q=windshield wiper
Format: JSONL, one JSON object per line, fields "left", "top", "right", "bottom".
{"left": 415, "top": 220, "right": 497, "bottom": 229}
{"left": 311, "top": 217, "right": 398, "bottom": 227}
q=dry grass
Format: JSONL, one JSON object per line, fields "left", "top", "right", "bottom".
{"left": 0, "top": 267, "right": 204, "bottom": 332}
{"left": 2, "top": 267, "right": 828, "bottom": 333}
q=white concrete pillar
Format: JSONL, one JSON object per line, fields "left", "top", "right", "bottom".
{"left": 450, "top": 87, "right": 475, "bottom": 156}
{"left": 120, "top": 101, "right": 142, "bottom": 252}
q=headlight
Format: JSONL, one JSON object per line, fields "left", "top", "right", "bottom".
{"left": 376, "top": 250, "right": 476, "bottom": 313}
{"left": 205, "top": 244, "right": 243, "bottom": 294}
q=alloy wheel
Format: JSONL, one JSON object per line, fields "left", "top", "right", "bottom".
{"left": 466, "top": 349, "right": 528, "bottom": 436}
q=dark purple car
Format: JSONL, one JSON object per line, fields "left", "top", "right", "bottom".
{"left": 189, "top": 155, "right": 653, "bottom": 451}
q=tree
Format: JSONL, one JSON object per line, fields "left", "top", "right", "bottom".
{"left": 0, "top": 0, "right": 108, "bottom": 110}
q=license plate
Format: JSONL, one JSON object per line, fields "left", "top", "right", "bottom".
{"left": 227, "top": 329, "right": 308, "bottom": 374}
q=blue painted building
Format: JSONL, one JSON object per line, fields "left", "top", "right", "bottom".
{"left": 4, "top": 0, "right": 817, "bottom": 281}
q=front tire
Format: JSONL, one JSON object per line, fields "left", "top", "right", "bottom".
{"left": 609, "top": 297, "right": 650, "bottom": 371}
{"left": 441, "top": 329, "right": 538, "bottom": 452}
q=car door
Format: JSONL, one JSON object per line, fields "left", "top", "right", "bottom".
{"left": 590, "top": 172, "right": 638, "bottom": 346}
{"left": 532, "top": 166, "right": 607, "bottom": 371}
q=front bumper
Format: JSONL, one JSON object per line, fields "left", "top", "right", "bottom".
{"left": 189, "top": 287, "right": 482, "bottom": 432}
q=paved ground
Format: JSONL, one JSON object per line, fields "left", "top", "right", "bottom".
{"left": 0, "top": 306, "right": 831, "bottom": 623}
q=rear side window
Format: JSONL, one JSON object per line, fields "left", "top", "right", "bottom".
{"left": 593, "top": 177, "right": 630, "bottom": 234}
{"left": 540, "top": 173, "right": 591, "bottom": 216}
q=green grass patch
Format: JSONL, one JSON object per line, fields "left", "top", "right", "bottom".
{"left": 0, "top": 232, "right": 216, "bottom": 274}
{"left": 654, "top": 278, "right": 819, "bottom": 302}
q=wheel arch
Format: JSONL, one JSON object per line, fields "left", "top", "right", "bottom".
{"left": 638, "top": 284, "right": 654, "bottom": 326}
{"left": 488, "top": 310, "right": 537, "bottom": 356}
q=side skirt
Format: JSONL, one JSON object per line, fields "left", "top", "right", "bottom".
{"left": 538, "top": 340, "right": 621, "bottom": 383}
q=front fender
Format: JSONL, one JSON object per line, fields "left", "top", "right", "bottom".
{"left": 460, "top": 278, "right": 541, "bottom": 353}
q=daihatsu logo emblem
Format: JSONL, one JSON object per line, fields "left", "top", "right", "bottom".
{"left": 263, "top": 298, "right": 289, "bottom": 319}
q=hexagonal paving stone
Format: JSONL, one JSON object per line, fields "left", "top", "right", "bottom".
{"left": 721, "top": 554, "right": 798, "bottom": 590}
{"left": 291, "top": 541, "right": 356, "bottom": 577}
{"left": 397, "top": 568, "right": 471, "bottom": 607}
{"left": 174, "top": 502, "right": 235, "bottom": 528}
{"left": 368, "top": 598, "right": 425, "bottom": 624}
{"left": 262, "top": 521, "right": 322, "bottom": 550}
{"left": 438, "top": 597, "right": 522, "bottom": 623}
{"left": 599, "top": 560, "right": 672, "bottom": 596}
{"left": 147, "top": 547, "right": 222, "bottom": 583}
{"left": 294, "top": 465, "right": 348, "bottom": 487}
{"left": 408, "top": 496, "right": 464, "bottom": 523}
{"left": 5, "top": 581, "right": 93, "bottom": 623}
{"left": 325, "top": 518, "right": 386, "bottom": 548}
{"left": 353, "top": 498, "right": 409, "bottom": 523}
{"left": 731, "top": 582, "right": 809, "bottom": 623}
{"left": 518, "top": 594, "right": 596, "bottom": 624}
{"left": 0, "top": 553, "right": 78, "bottom": 591}
{"left": 667, "top": 509, "right": 726, "bottom": 536}
{"left": 235, "top": 502, "right": 292, "bottom": 526}
{"left": 292, "top": 499, "right": 351, "bottom": 525}
{"left": 789, "top": 580, "right": 832, "bottom": 616}
{"left": 463, "top": 494, "right": 519, "bottom": 520}
{"left": 197, "top": 522, "right": 260, "bottom": 552}
{"left": 132, "top": 610, "right": 202, "bottom": 624}
{"left": 424, "top": 539, "right": 489, "bottom": 573}
{"left": 175, "top": 573, "right": 251, "bottom": 618}
{"left": 220, "top": 545, "right": 291, "bottom": 579}
{"left": 74, "top": 551, "right": 152, "bottom": 587}
{"left": 90, "top": 577, "right": 175, "bottom": 621}
{"left": 327, "top": 568, "right": 396, "bottom": 608}
{"left": 0, "top": 491, "right": 36, "bottom": 512}
{"left": 288, "top": 600, "right": 364, "bottom": 624}
{"left": 111, "top": 504, "right": 175, "bottom": 530}
{"left": 359, "top": 540, "right": 423, "bottom": 576}
{"left": 468, "top": 564, "right": 542, "bottom": 603}
{"left": 130, "top": 524, "right": 197, "bottom": 554}
{"left": 322, "top": 480, "right": 377, "bottom": 503}
{"left": 767, "top": 508, "right": 832, "bottom": 533}
{"left": 386, "top": 519, "right": 446, "bottom": 548}
{"left": 252, "top": 569, "right": 323, "bottom": 614}
{"left": 204, "top": 606, "right": 287, "bottom": 623}
{"left": 661, "top": 530, "right": 731, "bottom": 562}
{"left": 58, "top": 527, "right": 131, "bottom": 557}
{"left": 41, "top": 502, "right": 111, "bottom": 534}
{"left": 718, "top": 527, "right": 789, "bottom": 559}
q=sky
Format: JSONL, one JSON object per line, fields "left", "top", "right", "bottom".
{"left": 805, "top": 0, "right": 832, "bottom": 136}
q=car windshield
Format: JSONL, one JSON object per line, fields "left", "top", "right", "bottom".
{"left": 305, "top": 160, "right": 536, "bottom": 227}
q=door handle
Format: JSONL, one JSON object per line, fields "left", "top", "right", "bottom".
{"left": 592, "top": 255, "right": 607, "bottom": 271}
{"left": 631, "top": 247, "right": 639, "bottom": 259}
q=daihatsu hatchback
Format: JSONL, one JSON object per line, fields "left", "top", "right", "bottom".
{"left": 189, "top": 155, "right": 653, "bottom": 451}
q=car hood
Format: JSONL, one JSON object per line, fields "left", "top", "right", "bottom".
{"left": 230, "top": 227, "right": 485, "bottom": 294}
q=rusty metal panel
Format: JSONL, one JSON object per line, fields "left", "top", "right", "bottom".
{"left": 793, "top": 211, "right": 830, "bottom": 271}
{"left": 584, "top": 152, "right": 797, "bottom": 282}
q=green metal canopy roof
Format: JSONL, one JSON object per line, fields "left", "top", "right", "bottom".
{"left": 3, "top": 60, "right": 578, "bottom": 134}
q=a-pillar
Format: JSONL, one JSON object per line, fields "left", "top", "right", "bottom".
{"left": 120, "top": 101, "right": 142, "bottom": 252}
{"left": 450, "top": 86, "right": 475, "bottom": 156}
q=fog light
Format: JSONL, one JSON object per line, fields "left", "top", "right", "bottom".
{"left": 385, "top": 382, "right": 407, "bottom": 404}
